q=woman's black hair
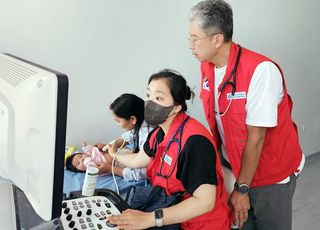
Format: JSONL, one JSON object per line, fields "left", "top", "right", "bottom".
{"left": 148, "top": 69, "right": 195, "bottom": 112}
{"left": 110, "top": 93, "right": 145, "bottom": 152}
{"left": 65, "top": 153, "right": 85, "bottom": 173}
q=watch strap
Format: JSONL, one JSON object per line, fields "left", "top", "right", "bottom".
{"left": 155, "top": 209, "right": 163, "bottom": 227}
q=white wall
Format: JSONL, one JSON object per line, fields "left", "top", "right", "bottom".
{"left": 0, "top": 0, "right": 319, "bottom": 156}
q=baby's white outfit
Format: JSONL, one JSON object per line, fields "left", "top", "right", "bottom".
{"left": 82, "top": 145, "right": 126, "bottom": 177}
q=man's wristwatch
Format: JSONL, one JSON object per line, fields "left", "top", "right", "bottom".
{"left": 234, "top": 181, "right": 250, "bottom": 195}
{"left": 155, "top": 209, "right": 163, "bottom": 227}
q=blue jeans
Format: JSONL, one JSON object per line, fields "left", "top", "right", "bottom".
{"left": 129, "top": 185, "right": 181, "bottom": 230}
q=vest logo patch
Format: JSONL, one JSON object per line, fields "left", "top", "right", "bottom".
{"left": 164, "top": 154, "right": 172, "bottom": 165}
{"left": 203, "top": 76, "right": 210, "bottom": 91}
{"left": 227, "top": 92, "right": 246, "bottom": 100}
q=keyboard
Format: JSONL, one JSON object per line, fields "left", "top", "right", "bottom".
{"left": 61, "top": 196, "right": 122, "bottom": 229}
{"left": 60, "top": 189, "right": 130, "bottom": 230}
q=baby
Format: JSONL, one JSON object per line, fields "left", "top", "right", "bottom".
{"left": 65, "top": 141, "right": 126, "bottom": 176}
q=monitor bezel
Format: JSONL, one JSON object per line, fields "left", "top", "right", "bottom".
{"left": 1, "top": 53, "right": 68, "bottom": 220}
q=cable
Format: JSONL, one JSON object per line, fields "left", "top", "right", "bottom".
{"left": 103, "top": 137, "right": 125, "bottom": 195}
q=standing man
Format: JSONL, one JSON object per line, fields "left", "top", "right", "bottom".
{"left": 188, "top": 0, "right": 305, "bottom": 229}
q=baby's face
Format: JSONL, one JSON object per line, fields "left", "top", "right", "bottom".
{"left": 72, "top": 154, "right": 90, "bottom": 171}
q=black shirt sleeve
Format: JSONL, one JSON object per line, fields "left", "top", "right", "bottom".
{"left": 176, "top": 135, "right": 217, "bottom": 195}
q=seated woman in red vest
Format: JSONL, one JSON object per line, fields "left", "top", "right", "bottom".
{"left": 100, "top": 69, "right": 232, "bottom": 229}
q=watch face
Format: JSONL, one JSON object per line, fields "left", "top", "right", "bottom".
{"left": 155, "top": 209, "right": 163, "bottom": 219}
{"left": 239, "top": 184, "right": 249, "bottom": 194}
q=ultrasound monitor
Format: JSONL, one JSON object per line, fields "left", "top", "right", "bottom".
{"left": 0, "top": 53, "right": 68, "bottom": 223}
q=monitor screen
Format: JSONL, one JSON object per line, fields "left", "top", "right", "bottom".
{"left": 0, "top": 53, "right": 68, "bottom": 221}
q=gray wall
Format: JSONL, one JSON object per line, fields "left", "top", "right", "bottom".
{"left": 0, "top": 0, "right": 319, "bottom": 156}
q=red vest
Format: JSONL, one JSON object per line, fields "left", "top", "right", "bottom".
{"left": 200, "top": 42, "right": 302, "bottom": 187}
{"left": 146, "top": 112, "right": 231, "bottom": 229}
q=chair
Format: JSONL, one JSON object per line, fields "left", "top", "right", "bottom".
{"left": 222, "top": 165, "right": 236, "bottom": 196}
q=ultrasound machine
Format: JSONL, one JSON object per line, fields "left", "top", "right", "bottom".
{"left": 0, "top": 53, "right": 128, "bottom": 230}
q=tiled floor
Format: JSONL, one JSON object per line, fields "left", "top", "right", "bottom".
{"left": 293, "top": 152, "right": 320, "bottom": 230}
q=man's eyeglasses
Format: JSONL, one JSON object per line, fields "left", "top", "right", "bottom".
{"left": 187, "top": 34, "right": 216, "bottom": 46}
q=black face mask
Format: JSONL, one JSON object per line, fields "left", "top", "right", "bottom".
{"left": 144, "top": 100, "right": 174, "bottom": 125}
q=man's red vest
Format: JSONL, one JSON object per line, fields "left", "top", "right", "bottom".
{"left": 146, "top": 112, "right": 231, "bottom": 229}
{"left": 200, "top": 42, "right": 302, "bottom": 187}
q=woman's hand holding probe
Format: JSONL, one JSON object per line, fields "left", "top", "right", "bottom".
{"left": 92, "top": 143, "right": 107, "bottom": 152}
{"left": 106, "top": 142, "right": 118, "bottom": 158}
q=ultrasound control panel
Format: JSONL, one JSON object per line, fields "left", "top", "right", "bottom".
{"left": 60, "top": 196, "right": 121, "bottom": 229}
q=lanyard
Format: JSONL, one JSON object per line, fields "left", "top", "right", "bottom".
{"left": 154, "top": 116, "right": 190, "bottom": 179}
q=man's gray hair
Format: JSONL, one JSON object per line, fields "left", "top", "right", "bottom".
{"left": 188, "top": 0, "right": 233, "bottom": 42}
